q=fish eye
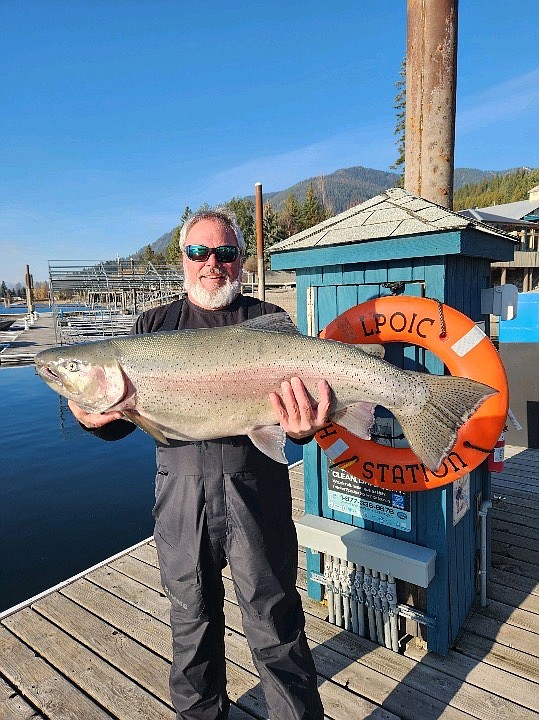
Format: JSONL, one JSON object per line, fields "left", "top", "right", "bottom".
{"left": 64, "top": 360, "right": 80, "bottom": 373}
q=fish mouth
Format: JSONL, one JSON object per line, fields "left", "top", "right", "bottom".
{"left": 35, "top": 360, "right": 61, "bottom": 384}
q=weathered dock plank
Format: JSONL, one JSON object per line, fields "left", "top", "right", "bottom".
{"left": 0, "top": 626, "right": 112, "bottom": 719}
{"left": 3, "top": 609, "right": 175, "bottom": 720}
{"left": 0, "top": 675, "right": 43, "bottom": 719}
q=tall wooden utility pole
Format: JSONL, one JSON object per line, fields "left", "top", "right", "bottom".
{"left": 404, "top": 0, "right": 458, "bottom": 208}
{"left": 255, "top": 182, "right": 266, "bottom": 301}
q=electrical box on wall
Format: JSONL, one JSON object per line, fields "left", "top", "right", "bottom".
{"left": 481, "top": 284, "right": 518, "bottom": 320}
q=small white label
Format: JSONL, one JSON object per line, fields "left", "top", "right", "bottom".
{"left": 493, "top": 447, "right": 504, "bottom": 463}
{"left": 325, "top": 438, "right": 350, "bottom": 460}
{"left": 451, "top": 325, "right": 486, "bottom": 357}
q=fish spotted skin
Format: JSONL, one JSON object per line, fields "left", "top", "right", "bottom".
{"left": 35, "top": 314, "right": 496, "bottom": 471}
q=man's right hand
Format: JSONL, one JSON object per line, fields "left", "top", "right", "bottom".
{"left": 68, "top": 399, "right": 124, "bottom": 429}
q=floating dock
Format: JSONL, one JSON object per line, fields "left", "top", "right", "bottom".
{"left": 0, "top": 310, "right": 136, "bottom": 365}
{"left": 0, "top": 313, "right": 57, "bottom": 365}
{"left": 2, "top": 449, "right": 539, "bottom": 719}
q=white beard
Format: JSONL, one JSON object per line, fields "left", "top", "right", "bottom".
{"left": 185, "top": 275, "right": 242, "bottom": 309}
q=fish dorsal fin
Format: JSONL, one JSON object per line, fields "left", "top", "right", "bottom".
{"left": 240, "top": 312, "right": 300, "bottom": 334}
{"left": 332, "top": 402, "right": 376, "bottom": 440}
{"left": 248, "top": 425, "right": 288, "bottom": 463}
{"left": 354, "top": 343, "right": 385, "bottom": 359}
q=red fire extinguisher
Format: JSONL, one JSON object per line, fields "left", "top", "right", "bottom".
{"left": 488, "top": 427, "right": 507, "bottom": 472}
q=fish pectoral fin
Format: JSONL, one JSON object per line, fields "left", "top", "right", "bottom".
{"left": 122, "top": 410, "right": 170, "bottom": 445}
{"left": 332, "top": 402, "right": 376, "bottom": 440}
{"left": 248, "top": 425, "right": 288, "bottom": 464}
{"left": 240, "top": 312, "right": 300, "bottom": 335}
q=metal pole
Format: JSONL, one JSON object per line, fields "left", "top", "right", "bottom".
{"left": 255, "top": 182, "right": 266, "bottom": 301}
{"left": 404, "top": 0, "right": 458, "bottom": 208}
{"left": 25, "top": 264, "right": 34, "bottom": 314}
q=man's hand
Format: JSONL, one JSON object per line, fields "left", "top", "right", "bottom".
{"left": 269, "top": 377, "right": 331, "bottom": 440}
{"left": 67, "top": 399, "right": 123, "bottom": 429}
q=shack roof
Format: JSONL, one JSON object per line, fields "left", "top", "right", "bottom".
{"left": 269, "top": 187, "right": 516, "bottom": 254}
{"left": 471, "top": 198, "right": 539, "bottom": 222}
{"left": 460, "top": 208, "right": 537, "bottom": 227}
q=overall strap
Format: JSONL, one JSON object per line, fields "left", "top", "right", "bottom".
{"left": 246, "top": 298, "right": 264, "bottom": 320}
{"left": 160, "top": 298, "right": 184, "bottom": 331}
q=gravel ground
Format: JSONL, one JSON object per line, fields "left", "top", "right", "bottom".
{"left": 245, "top": 287, "right": 298, "bottom": 324}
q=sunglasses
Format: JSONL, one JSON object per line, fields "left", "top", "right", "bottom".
{"left": 184, "top": 244, "right": 239, "bottom": 263}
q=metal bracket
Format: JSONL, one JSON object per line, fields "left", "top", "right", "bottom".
{"left": 396, "top": 604, "right": 437, "bottom": 628}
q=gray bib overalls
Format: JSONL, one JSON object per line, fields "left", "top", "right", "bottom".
{"left": 151, "top": 297, "right": 323, "bottom": 720}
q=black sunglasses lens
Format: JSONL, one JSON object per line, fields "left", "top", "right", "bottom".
{"left": 186, "top": 245, "right": 210, "bottom": 261}
{"left": 186, "top": 245, "right": 238, "bottom": 262}
{"left": 215, "top": 246, "right": 238, "bottom": 262}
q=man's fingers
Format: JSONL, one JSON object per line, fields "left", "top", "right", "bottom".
{"left": 315, "top": 380, "right": 332, "bottom": 424}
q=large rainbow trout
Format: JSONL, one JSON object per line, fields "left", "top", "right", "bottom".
{"left": 35, "top": 313, "right": 496, "bottom": 471}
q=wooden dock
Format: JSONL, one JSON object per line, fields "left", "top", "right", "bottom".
{"left": 0, "top": 312, "right": 57, "bottom": 365}
{"left": 0, "top": 310, "right": 139, "bottom": 365}
{"left": 1, "top": 447, "right": 538, "bottom": 719}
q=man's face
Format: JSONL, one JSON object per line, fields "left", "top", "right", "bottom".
{"left": 182, "top": 219, "right": 242, "bottom": 308}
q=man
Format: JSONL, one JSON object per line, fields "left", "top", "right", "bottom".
{"left": 68, "top": 208, "right": 330, "bottom": 720}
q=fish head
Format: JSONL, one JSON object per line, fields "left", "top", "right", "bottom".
{"left": 35, "top": 343, "right": 127, "bottom": 413}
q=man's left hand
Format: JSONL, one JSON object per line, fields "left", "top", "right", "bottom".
{"left": 269, "top": 377, "right": 332, "bottom": 440}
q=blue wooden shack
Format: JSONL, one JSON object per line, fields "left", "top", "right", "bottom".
{"left": 270, "top": 188, "right": 516, "bottom": 654}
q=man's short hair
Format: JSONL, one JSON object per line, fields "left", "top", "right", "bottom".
{"left": 179, "top": 208, "right": 246, "bottom": 254}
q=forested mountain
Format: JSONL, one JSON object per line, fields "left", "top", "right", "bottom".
{"left": 252, "top": 166, "right": 401, "bottom": 215}
{"left": 453, "top": 166, "right": 539, "bottom": 210}
{"left": 138, "top": 164, "right": 537, "bottom": 261}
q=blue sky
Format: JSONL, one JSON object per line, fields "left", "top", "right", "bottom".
{"left": 1, "top": 1, "right": 538, "bottom": 285}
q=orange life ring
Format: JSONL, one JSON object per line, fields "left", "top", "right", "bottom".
{"left": 315, "top": 296, "right": 508, "bottom": 491}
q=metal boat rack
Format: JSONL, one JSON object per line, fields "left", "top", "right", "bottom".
{"left": 47, "top": 259, "right": 185, "bottom": 344}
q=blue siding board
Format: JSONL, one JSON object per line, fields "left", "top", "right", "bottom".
{"left": 460, "top": 231, "right": 515, "bottom": 261}
{"left": 448, "top": 504, "right": 461, "bottom": 641}
{"left": 424, "top": 487, "right": 450, "bottom": 654}
{"left": 303, "top": 440, "right": 324, "bottom": 600}
{"left": 322, "top": 264, "right": 343, "bottom": 286}
{"left": 387, "top": 260, "right": 414, "bottom": 282}
{"left": 342, "top": 264, "right": 366, "bottom": 285}
{"left": 364, "top": 261, "right": 389, "bottom": 285}
{"left": 336, "top": 284, "right": 359, "bottom": 314}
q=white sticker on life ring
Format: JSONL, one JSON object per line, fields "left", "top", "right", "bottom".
{"left": 325, "top": 438, "right": 350, "bottom": 460}
{"left": 451, "top": 324, "right": 486, "bottom": 357}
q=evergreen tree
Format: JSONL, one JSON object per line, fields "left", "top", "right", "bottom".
{"left": 167, "top": 227, "right": 182, "bottom": 265}
{"left": 0, "top": 281, "right": 7, "bottom": 298}
{"left": 141, "top": 244, "right": 158, "bottom": 266}
{"left": 281, "top": 193, "right": 302, "bottom": 237}
{"left": 166, "top": 206, "right": 193, "bottom": 266}
{"left": 301, "top": 182, "right": 327, "bottom": 229}
{"left": 390, "top": 57, "right": 406, "bottom": 187}
{"left": 225, "top": 197, "right": 256, "bottom": 256}
{"left": 262, "top": 201, "right": 285, "bottom": 264}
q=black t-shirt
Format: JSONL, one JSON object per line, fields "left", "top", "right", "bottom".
{"left": 135, "top": 295, "right": 285, "bottom": 333}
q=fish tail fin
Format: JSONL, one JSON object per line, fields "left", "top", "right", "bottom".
{"left": 394, "top": 375, "right": 497, "bottom": 472}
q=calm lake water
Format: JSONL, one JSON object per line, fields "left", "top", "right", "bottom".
{"left": 0, "top": 365, "right": 156, "bottom": 612}
{"left": 0, "top": 364, "right": 303, "bottom": 613}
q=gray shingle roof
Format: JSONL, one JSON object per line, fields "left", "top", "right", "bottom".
{"left": 269, "top": 188, "right": 516, "bottom": 253}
